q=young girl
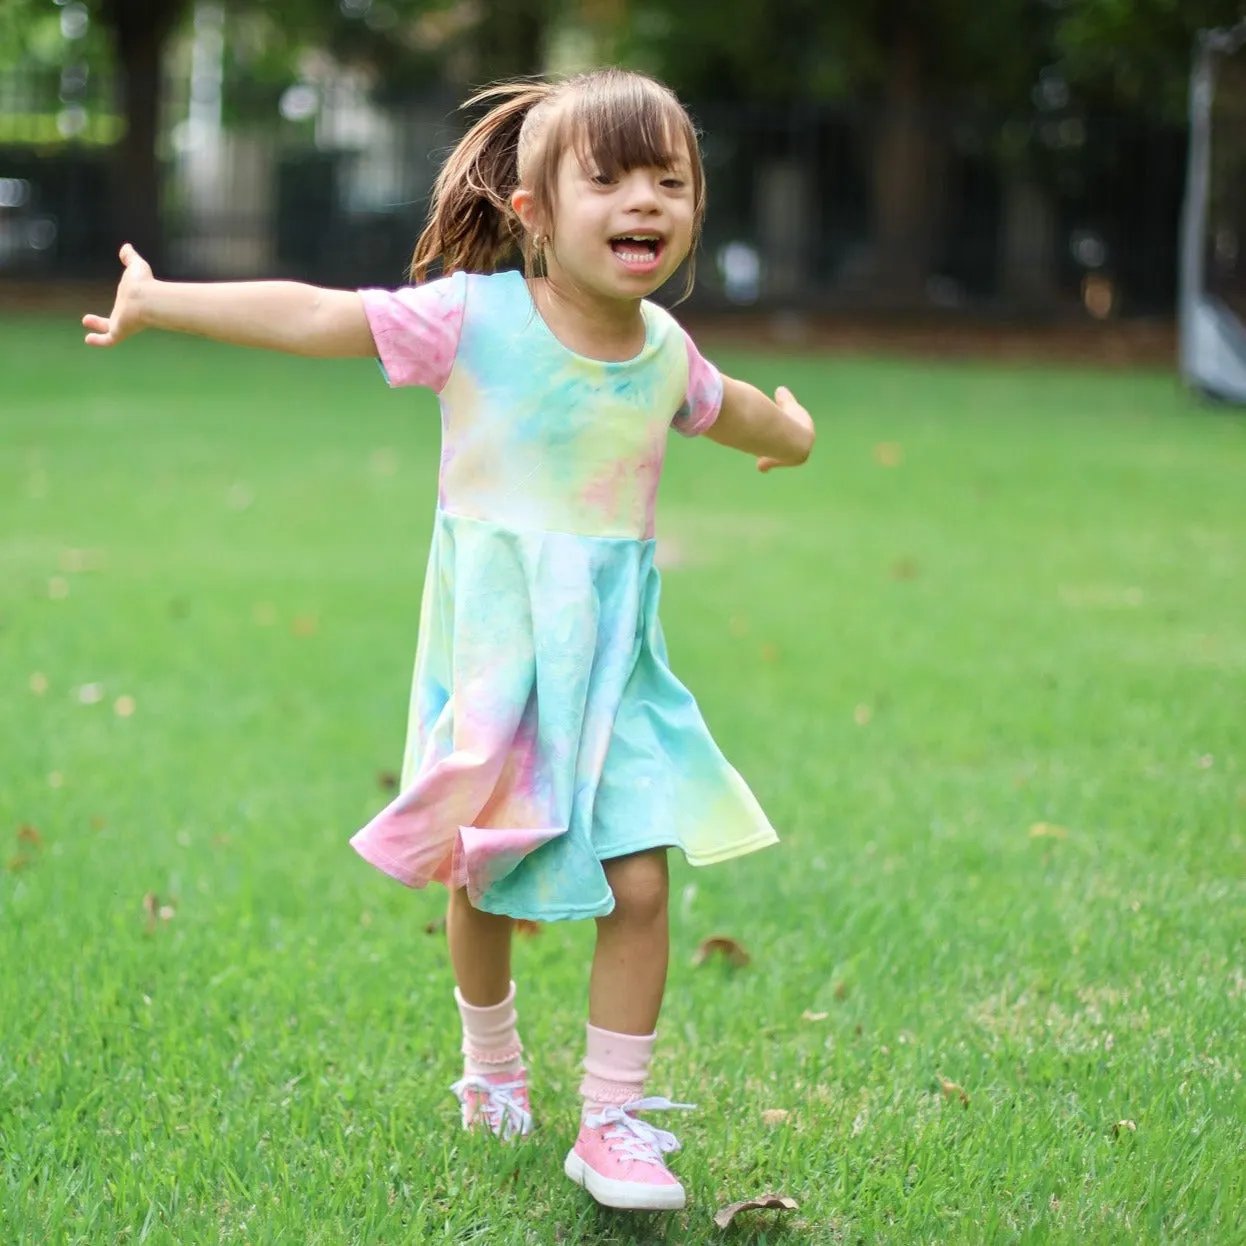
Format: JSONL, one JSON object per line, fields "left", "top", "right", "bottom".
{"left": 84, "top": 67, "right": 814, "bottom": 1213}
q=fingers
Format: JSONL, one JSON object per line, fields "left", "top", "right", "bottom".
{"left": 82, "top": 313, "right": 109, "bottom": 333}
{"left": 84, "top": 331, "right": 114, "bottom": 347}
{"left": 119, "top": 242, "right": 137, "bottom": 265}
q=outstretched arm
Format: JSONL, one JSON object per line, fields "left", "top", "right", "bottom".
{"left": 706, "top": 376, "right": 815, "bottom": 472}
{"left": 83, "top": 244, "right": 377, "bottom": 359}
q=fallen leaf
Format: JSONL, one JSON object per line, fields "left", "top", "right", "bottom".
{"left": 423, "top": 915, "right": 447, "bottom": 935}
{"left": 760, "top": 642, "right": 779, "bottom": 663}
{"left": 1198, "top": 754, "right": 1214, "bottom": 769}
{"left": 225, "top": 482, "right": 255, "bottom": 511}
{"left": 48, "top": 576, "right": 69, "bottom": 599}
{"left": 143, "top": 891, "right": 159, "bottom": 934}
{"left": 371, "top": 447, "right": 399, "bottom": 477}
{"left": 854, "top": 704, "right": 872, "bottom": 726}
{"left": 890, "top": 557, "right": 919, "bottom": 581}
{"left": 834, "top": 980, "right": 849, "bottom": 1000}
{"left": 291, "top": 615, "right": 319, "bottom": 637}
{"left": 1029, "top": 822, "right": 1068, "bottom": 840}
{"left": 761, "top": 1108, "right": 790, "bottom": 1126}
{"left": 938, "top": 1074, "right": 970, "bottom": 1107}
{"left": 17, "top": 825, "right": 42, "bottom": 848}
{"left": 515, "top": 918, "right": 542, "bottom": 936}
{"left": 692, "top": 935, "right": 751, "bottom": 969}
{"left": 6, "top": 853, "right": 31, "bottom": 873}
{"left": 113, "top": 695, "right": 136, "bottom": 718}
{"left": 376, "top": 770, "right": 399, "bottom": 792}
{"left": 873, "top": 442, "right": 903, "bottom": 468}
{"left": 1112, "top": 1119, "right": 1137, "bottom": 1137}
{"left": 714, "top": 1193, "right": 799, "bottom": 1230}
{"left": 158, "top": 904, "right": 176, "bottom": 922}
{"left": 29, "top": 671, "right": 48, "bottom": 695}
{"left": 90, "top": 815, "right": 108, "bottom": 831}
{"left": 77, "top": 683, "right": 104, "bottom": 705}
{"left": 802, "top": 1010, "right": 829, "bottom": 1023}
{"left": 47, "top": 771, "right": 64, "bottom": 789}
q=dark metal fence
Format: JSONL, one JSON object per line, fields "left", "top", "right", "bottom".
{"left": 0, "top": 67, "right": 1188, "bottom": 318}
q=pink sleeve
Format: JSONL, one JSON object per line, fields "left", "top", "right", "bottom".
{"left": 358, "top": 271, "right": 467, "bottom": 392}
{"left": 672, "top": 328, "right": 724, "bottom": 437}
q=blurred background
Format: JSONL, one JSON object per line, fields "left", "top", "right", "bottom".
{"left": 0, "top": 0, "right": 1243, "bottom": 328}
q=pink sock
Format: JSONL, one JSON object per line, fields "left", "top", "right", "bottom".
{"left": 455, "top": 981, "right": 524, "bottom": 1076}
{"left": 579, "top": 1023, "right": 655, "bottom": 1115}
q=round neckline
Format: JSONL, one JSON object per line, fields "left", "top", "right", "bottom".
{"left": 515, "top": 272, "right": 653, "bottom": 366}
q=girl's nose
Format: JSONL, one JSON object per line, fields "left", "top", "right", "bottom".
{"left": 622, "top": 172, "right": 661, "bottom": 212}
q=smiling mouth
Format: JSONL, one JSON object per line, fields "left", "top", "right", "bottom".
{"left": 610, "top": 234, "right": 665, "bottom": 271}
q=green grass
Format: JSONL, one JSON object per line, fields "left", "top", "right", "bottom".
{"left": 1, "top": 315, "right": 1244, "bottom": 1244}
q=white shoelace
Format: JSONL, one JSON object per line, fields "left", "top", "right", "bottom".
{"left": 450, "top": 1075, "right": 533, "bottom": 1140}
{"left": 583, "top": 1097, "right": 696, "bottom": 1165}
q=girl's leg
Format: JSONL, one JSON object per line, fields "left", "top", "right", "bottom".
{"left": 445, "top": 887, "right": 531, "bottom": 1138}
{"left": 567, "top": 849, "right": 687, "bottom": 1210}
{"left": 589, "top": 848, "right": 670, "bottom": 1035}
{"left": 446, "top": 885, "right": 513, "bottom": 1006}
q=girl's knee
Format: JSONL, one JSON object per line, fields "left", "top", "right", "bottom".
{"left": 602, "top": 850, "right": 669, "bottom": 925}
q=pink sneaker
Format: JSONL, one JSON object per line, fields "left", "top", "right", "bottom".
{"left": 450, "top": 1069, "right": 533, "bottom": 1141}
{"left": 563, "top": 1097, "right": 695, "bottom": 1211}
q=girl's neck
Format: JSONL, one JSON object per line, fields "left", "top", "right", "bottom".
{"left": 527, "top": 273, "right": 646, "bottom": 363}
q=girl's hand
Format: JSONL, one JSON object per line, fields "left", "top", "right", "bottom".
{"left": 757, "top": 386, "right": 815, "bottom": 472}
{"left": 82, "top": 243, "right": 153, "bottom": 347}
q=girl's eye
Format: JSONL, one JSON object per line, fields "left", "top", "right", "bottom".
{"left": 661, "top": 178, "right": 686, "bottom": 190}
{"left": 590, "top": 173, "right": 615, "bottom": 186}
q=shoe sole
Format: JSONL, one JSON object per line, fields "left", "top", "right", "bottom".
{"left": 563, "top": 1149, "right": 686, "bottom": 1211}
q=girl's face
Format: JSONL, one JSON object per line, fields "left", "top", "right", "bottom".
{"left": 518, "top": 141, "right": 697, "bottom": 304}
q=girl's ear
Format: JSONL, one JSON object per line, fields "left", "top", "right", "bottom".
{"left": 511, "top": 187, "right": 542, "bottom": 237}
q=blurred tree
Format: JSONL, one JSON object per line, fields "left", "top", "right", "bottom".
{"left": 1057, "top": 0, "right": 1245, "bottom": 119}
{"left": 622, "top": 0, "right": 1053, "bottom": 300}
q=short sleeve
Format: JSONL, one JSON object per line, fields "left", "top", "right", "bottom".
{"left": 359, "top": 271, "right": 467, "bottom": 392}
{"left": 672, "top": 328, "right": 724, "bottom": 437}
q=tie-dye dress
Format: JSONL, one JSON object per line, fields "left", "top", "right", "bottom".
{"left": 349, "top": 269, "right": 777, "bottom": 921}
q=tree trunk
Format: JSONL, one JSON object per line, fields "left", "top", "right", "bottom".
{"left": 868, "top": 25, "right": 947, "bottom": 304}
{"left": 998, "top": 164, "right": 1058, "bottom": 311}
{"left": 100, "top": 0, "right": 186, "bottom": 270}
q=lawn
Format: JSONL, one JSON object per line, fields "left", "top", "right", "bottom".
{"left": 1, "top": 315, "right": 1244, "bottom": 1244}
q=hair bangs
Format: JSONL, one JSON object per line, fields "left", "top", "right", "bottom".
{"left": 570, "top": 76, "right": 696, "bottom": 181}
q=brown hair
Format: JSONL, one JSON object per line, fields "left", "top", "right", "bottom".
{"left": 408, "top": 68, "right": 706, "bottom": 298}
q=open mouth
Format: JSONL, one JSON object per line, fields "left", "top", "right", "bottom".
{"left": 610, "top": 234, "right": 665, "bottom": 272}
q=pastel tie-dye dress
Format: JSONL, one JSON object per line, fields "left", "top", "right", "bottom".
{"left": 349, "top": 269, "right": 777, "bottom": 921}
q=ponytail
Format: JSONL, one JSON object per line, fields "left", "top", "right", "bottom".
{"left": 408, "top": 80, "right": 555, "bottom": 283}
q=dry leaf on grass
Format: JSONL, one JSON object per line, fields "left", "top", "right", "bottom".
{"left": 802, "top": 1010, "right": 829, "bottom": 1023}
{"left": 143, "top": 893, "right": 176, "bottom": 934}
{"left": 891, "top": 557, "right": 919, "bottom": 581}
{"left": 714, "top": 1193, "right": 799, "bottom": 1230}
{"left": 6, "top": 853, "right": 31, "bottom": 873}
{"left": 515, "top": 918, "right": 542, "bottom": 936}
{"left": 17, "top": 825, "right": 42, "bottom": 848}
{"left": 691, "top": 935, "right": 751, "bottom": 968}
{"left": 376, "top": 770, "right": 399, "bottom": 792}
{"left": 1112, "top": 1119, "right": 1137, "bottom": 1137}
{"left": 834, "top": 980, "right": 849, "bottom": 1000}
{"left": 1029, "top": 822, "right": 1068, "bottom": 840}
{"left": 291, "top": 615, "right": 319, "bottom": 637}
{"left": 938, "top": 1074, "right": 970, "bottom": 1107}
{"left": 761, "top": 1108, "right": 790, "bottom": 1126}
{"left": 423, "top": 916, "right": 447, "bottom": 935}
{"left": 873, "top": 442, "right": 903, "bottom": 467}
